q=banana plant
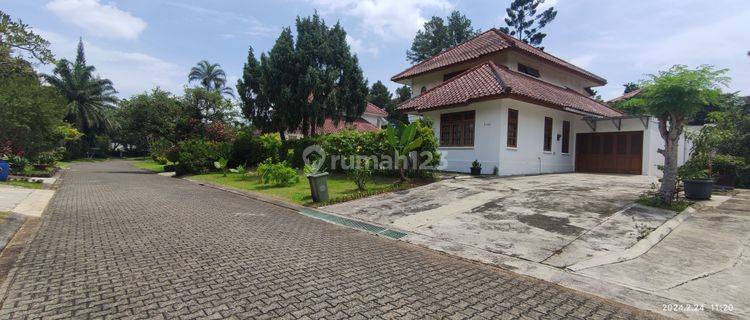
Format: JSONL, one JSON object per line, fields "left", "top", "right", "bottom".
{"left": 213, "top": 157, "right": 229, "bottom": 177}
{"left": 229, "top": 164, "right": 250, "bottom": 180}
{"left": 384, "top": 123, "right": 423, "bottom": 182}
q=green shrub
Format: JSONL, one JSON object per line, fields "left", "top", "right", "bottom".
{"left": 229, "top": 164, "right": 251, "bottom": 180}
{"left": 349, "top": 158, "right": 373, "bottom": 191}
{"left": 174, "top": 139, "right": 221, "bottom": 175}
{"left": 230, "top": 132, "right": 281, "bottom": 168}
{"left": 33, "top": 151, "right": 58, "bottom": 165}
{"left": 257, "top": 161, "right": 299, "bottom": 186}
{"left": 8, "top": 155, "right": 29, "bottom": 172}
{"left": 280, "top": 136, "right": 321, "bottom": 168}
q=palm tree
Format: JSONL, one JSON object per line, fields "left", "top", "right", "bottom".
{"left": 188, "top": 60, "right": 233, "bottom": 96}
{"left": 43, "top": 39, "right": 117, "bottom": 146}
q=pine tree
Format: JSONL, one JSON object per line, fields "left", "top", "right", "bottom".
{"left": 238, "top": 14, "right": 368, "bottom": 138}
{"left": 236, "top": 47, "right": 276, "bottom": 133}
{"left": 498, "top": 0, "right": 557, "bottom": 49}
{"left": 406, "top": 11, "right": 480, "bottom": 63}
{"left": 265, "top": 28, "right": 300, "bottom": 139}
{"left": 387, "top": 86, "right": 411, "bottom": 124}
{"left": 368, "top": 81, "right": 392, "bottom": 110}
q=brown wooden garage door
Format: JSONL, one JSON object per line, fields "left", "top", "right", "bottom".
{"left": 575, "top": 131, "right": 643, "bottom": 174}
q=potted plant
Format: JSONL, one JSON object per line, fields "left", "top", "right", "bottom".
{"left": 304, "top": 159, "right": 329, "bottom": 202}
{"left": 678, "top": 155, "right": 714, "bottom": 200}
{"left": 470, "top": 160, "right": 482, "bottom": 176}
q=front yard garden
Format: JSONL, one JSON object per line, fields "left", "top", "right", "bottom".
{"left": 188, "top": 171, "right": 413, "bottom": 206}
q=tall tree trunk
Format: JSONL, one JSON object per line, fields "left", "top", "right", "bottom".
{"left": 657, "top": 113, "right": 684, "bottom": 204}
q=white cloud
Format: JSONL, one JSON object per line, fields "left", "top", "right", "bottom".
{"left": 36, "top": 29, "right": 185, "bottom": 97}
{"left": 166, "top": 2, "right": 274, "bottom": 38}
{"left": 308, "top": 0, "right": 453, "bottom": 40}
{"left": 568, "top": 53, "right": 596, "bottom": 69}
{"left": 45, "top": 0, "right": 147, "bottom": 40}
{"left": 559, "top": 3, "right": 750, "bottom": 99}
{"left": 346, "top": 35, "right": 379, "bottom": 56}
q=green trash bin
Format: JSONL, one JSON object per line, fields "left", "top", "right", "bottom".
{"left": 307, "top": 172, "right": 329, "bottom": 202}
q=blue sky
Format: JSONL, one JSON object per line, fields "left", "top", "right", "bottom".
{"left": 5, "top": 0, "right": 749, "bottom": 100}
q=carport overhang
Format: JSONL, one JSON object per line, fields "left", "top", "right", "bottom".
{"left": 580, "top": 114, "right": 650, "bottom": 132}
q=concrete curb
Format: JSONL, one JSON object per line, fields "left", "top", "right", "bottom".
{"left": 568, "top": 205, "right": 695, "bottom": 272}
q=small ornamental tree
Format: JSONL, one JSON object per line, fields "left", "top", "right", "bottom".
{"left": 625, "top": 65, "right": 729, "bottom": 203}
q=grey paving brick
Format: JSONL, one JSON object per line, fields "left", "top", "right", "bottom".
{"left": 0, "top": 161, "right": 659, "bottom": 319}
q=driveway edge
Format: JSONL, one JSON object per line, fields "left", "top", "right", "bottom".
{"left": 568, "top": 205, "right": 695, "bottom": 271}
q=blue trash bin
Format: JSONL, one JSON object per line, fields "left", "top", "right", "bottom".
{"left": 0, "top": 159, "right": 9, "bottom": 182}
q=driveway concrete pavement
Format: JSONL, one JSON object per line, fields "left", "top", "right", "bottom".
{"left": 323, "top": 173, "right": 665, "bottom": 267}
{"left": 0, "top": 160, "right": 658, "bottom": 319}
{"left": 322, "top": 174, "right": 749, "bottom": 319}
{"left": 577, "top": 191, "right": 750, "bottom": 319}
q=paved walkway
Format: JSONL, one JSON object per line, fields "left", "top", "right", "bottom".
{"left": 0, "top": 161, "right": 658, "bottom": 319}
{"left": 578, "top": 191, "right": 750, "bottom": 319}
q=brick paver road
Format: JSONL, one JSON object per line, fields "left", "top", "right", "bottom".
{"left": 0, "top": 161, "right": 658, "bottom": 319}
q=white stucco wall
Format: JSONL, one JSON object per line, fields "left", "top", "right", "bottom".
{"left": 424, "top": 99, "right": 580, "bottom": 175}
{"left": 361, "top": 114, "right": 387, "bottom": 128}
{"left": 422, "top": 101, "right": 503, "bottom": 174}
{"left": 497, "top": 100, "right": 580, "bottom": 175}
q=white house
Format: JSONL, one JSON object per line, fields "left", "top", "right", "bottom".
{"left": 392, "top": 29, "right": 693, "bottom": 176}
{"left": 361, "top": 102, "right": 389, "bottom": 128}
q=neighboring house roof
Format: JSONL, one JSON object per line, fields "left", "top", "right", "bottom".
{"left": 398, "top": 61, "right": 622, "bottom": 118}
{"left": 607, "top": 88, "right": 642, "bottom": 103}
{"left": 363, "top": 102, "right": 388, "bottom": 117}
{"left": 391, "top": 29, "right": 606, "bottom": 85}
{"left": 307, "top": 117, "right": 380, "bottom": 135}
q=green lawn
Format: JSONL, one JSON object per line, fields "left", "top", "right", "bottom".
{"left": 131, "top": 159, "right": 166, "bottom": 173}
{"left": 189, "top": 172, "right": 403, "bottom": 205}
{"left": 0, "top": 180, "right": 44, "bottom": 189}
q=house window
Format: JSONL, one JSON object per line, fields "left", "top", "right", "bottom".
{"left": 543, "top": 117, "right": 553, "bottom": 152}
{"left": 507, "top": 109, "right": 518, "bottom": 148}
{"left": 443, "top": 70, "right": 467, "bottom": 81}
{"left": 420, "top": 86, "right": 427, "bottom": 94}
{"left": 440, "top": 111, "right": 475, "bottom": 147}
{"left": 561, "top": 121, "right": 570, "bottom": 154}
{"left": 518, "top": 64, "right": 541, "bottom": 78}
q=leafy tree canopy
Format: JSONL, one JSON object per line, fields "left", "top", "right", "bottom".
{"left": 407, "top": 10, "right": 480, "bottom": 63}
{"left": 623, "top": 82, "right": 639, "bottom": 94}
{"left": 498, "top": 0, "right": 557, "bottom": 48}
{"left": 237, "top": 13, "right": 368, "bottom": 138}
{"left": 112, "top": 88, "right": 182, "bottom": 152}
{"left": 0, "top": 10, "right": 55, "bottom": 75}
{"left": 624, "top": 65, "right": 729, "bottom": 203}
{"left": 0, "top": 73, "right": 66, "bottom": 156}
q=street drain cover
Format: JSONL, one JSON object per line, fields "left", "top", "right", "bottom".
{"left": 300, "top": 209, "right": 408, "bottom": 240}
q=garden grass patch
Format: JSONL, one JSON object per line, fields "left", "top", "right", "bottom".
{"left": 189, "top": 172, "right": 402, "bottom": 205}
{"left": 0, "top": 180, "right": 44, "bottom": 189}
{"left": 637, "top": 195, "right": 692, "bottom": 212}
{"left": 131, "top": 159, "right": 166, "bottom": 173}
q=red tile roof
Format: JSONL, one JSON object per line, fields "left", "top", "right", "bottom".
{"left": 398, "top": 61, "right": 622, "bottom": 118}
{"left": 363, "top": 102, "right": 388, "bottom": 117}
{"left": 313, "top": 117, "right": 380, "bottom": 135}
{"left": 391, "top": 29, "right": 606, "bottom": 85}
